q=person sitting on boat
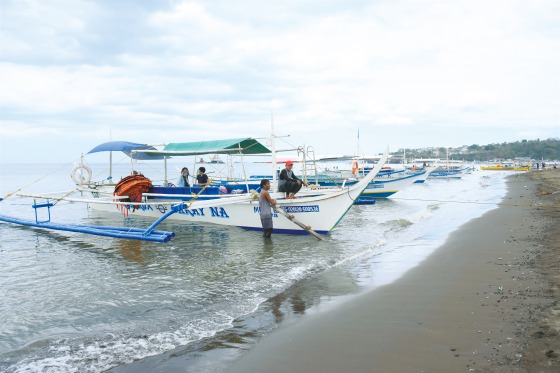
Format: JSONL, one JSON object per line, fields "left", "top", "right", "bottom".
{"left": 278, "top": 160, "right": 308, "bottom": 199}
{"left": 259, "top": 178, "right": 277, "bottom": 238}
{"left": 177, "top": 167, "right": 190, "bottom": 187}
{"left": 196, "top": 166, "right": 209, "bottom": 186}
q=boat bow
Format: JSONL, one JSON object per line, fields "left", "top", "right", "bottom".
{"left": 345, "top": 147, "right": 390, "bottom": 200}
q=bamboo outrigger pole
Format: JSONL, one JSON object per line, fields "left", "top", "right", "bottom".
{"left": 275, "top": 205, "right": 324, "bottom": 240}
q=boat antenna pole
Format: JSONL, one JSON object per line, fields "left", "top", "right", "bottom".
{"left": 164, "top": 156, "right": 168, "bottom": 185}
{"left": 271, "top": 111, "right": 278, "bottom": 191}
{"left": 357, "top": 128, "right": 360, "bottom": 159}
{"left": 109, "top": 128, "right": 113, "bottom": 181}
{"left": 238, "top": 144, "right": 250, "bottom": 193}
{"left": 301, "top": 144, "right": 307, "bottom": 182}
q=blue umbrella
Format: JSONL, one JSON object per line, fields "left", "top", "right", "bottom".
{"left": 87, "top": 141, "right": 166, "bottom": 160}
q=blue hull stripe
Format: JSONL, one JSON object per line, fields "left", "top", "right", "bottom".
{"left": 241, "top": 226, "right": 329, "bottom": 235}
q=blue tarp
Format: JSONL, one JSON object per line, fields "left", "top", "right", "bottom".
{"left": 87, "top": 141, "right": 165, "bottom": 160}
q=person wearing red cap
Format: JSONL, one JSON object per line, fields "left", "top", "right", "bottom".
{"left": 278, "top": 160, "right": 308, "bottom": 199}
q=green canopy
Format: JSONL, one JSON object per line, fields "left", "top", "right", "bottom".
{"left": 136, "top": 138, "right": 271, "bottom": 156}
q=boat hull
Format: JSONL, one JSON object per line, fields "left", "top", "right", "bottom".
{"left": 88, "top": 189, "right": 359, "bottom": 235}
{"left": 82, "top": 147, "right": 390, "bottom": 236}
{"left": 480, "top": 166, "right": 530, "bottom": 171}
{"left": 314, "top": 171, "right": 426, "bottom": 201}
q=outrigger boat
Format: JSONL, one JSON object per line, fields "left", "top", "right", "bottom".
{"left": 412, "top": 158, "right": 472, "bottom": 179}
{"left": 480, "top": 163, "right": 531, "bottom": 171}
{"left": 225, "top": 170, "right": 427, "bottom": 205}
{"left": 231, "top": 157, "right": 434, "bottom": 204}
{"left": 339, "top": 170, "right": 430, "bottom": 202}
{"left": 81, "top": 139, "right": 389, "bottom": 235}
{"left": 0, "top": 137, "right": 389, "bottom": 241}
{"left": 300, "top": 166, "right": 433, "bottom": 203}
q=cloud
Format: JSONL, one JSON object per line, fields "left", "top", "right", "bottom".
{"left": 0, "top": 0, "right": 559, "bottom": 163}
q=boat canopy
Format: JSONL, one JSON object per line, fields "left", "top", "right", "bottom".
{"left": 138, "top": 138, "right": 271, "bottom": 156}
{"left": 87, "top": 141, "right": 165, "bottom": 160}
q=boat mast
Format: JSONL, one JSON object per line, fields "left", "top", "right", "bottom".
{"left": 301, "top": 144, "right": 307, "bottom": 182}
{"left": 271, "top": 112, "right": 277, "bottom": 190}
{"left": 109, "top": 151, "right": 113, "bottom": 181}
{"left": 356, "top": 128, "right": 361, "bottom": 170}
{"left": 356, "top": 128, "right": 360, "bottom": 159}
{"left": 109, "top": 129, "right": 113, "bottom": 181}
{"left": 239, "top": 143, "right": 250, "bottom": 193}
{"left": 164, "top": 156, "right": 168, "bottom": 185}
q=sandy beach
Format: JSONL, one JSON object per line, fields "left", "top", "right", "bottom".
{"left": 225, "top": 169, "right": 560, "bottom": 373}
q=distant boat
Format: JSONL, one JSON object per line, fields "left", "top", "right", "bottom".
{"left": 236, "top": 159, "right": 434, "bottom": 204}
{"left": 481, "top": 163, "right": 531, "bottom": 171}
{"left": 412, "top": 158, "right": 467, "bottom": 179}
{"left": 313, "top": 170, "right": 430, "bottom": 203}
{"left": 209, "top": 154, "right": 224, "bottom": 164}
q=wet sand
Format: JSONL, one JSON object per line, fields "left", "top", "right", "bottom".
{"left": 226, "top": 169, "right": 560, "bottom": 373}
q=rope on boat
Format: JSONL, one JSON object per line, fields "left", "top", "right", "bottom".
{"left": 1, "top": 161, "right": 75, "bottom": 201}
{"left": 390, "top": 197, "right": 560, "bottom": 209}
{"left": 51, "top": 190, "right": 78, "bottom": 206}
{"left": 185, "top": 163, "right": 256, "bottom": 210}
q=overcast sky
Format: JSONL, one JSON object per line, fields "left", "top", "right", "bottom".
{"left": 1, "top": 0, "right": 559, "bottom": 163}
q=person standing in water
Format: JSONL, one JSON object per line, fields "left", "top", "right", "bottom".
{"left": 259, "top": 179, "right": 277, "bottom": 238}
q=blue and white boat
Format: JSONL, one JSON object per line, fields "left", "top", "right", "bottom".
{"left": 412, "top": 158, "right": 472, "bottom": 180}
{"left": 301, "top": 167, "right": 429, "bottom": 203}
{"left": 231, "top": 163, "right": 432, "bottom": 204}
{"left": 74, "top": 139, "right": 390, "bottom": 235}
{"left": 2, "top": 138, "right": 390, "bottom": 240}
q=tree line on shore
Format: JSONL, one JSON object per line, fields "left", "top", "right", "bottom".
{"left": 395, "top": 138, "right": 559, "bottom": 162}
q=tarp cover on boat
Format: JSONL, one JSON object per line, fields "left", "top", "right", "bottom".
{"left": 140, "top": 138, "right": 271, "bottom": 156}
{"left": 87, "top": 141, "right": 165, "bottom": 160}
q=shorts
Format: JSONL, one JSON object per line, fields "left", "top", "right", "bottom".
{"left": 260, "top": 217, "right": 273, "bottom": 229}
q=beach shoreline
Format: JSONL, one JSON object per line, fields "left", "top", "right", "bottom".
{"left": 105, "top": 169, "right": 560, "bottom": 372}
{"left": 224, "top": 169, "right": 560, "bottom": 373}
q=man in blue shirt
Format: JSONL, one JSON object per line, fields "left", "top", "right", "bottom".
{"left": 196, "top": 167, "right": 209, "bottom": 186}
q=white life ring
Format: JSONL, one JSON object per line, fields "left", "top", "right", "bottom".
{"left": 71, "top": 163, "right": 93, "bottom": 185}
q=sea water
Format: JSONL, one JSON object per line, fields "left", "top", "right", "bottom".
{"left": 0, "top": 162, "right": 509, "bottom": 372}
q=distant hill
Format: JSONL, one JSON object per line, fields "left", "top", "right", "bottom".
{"left": 395, "top": 138, "right": 560, "bottom": 162}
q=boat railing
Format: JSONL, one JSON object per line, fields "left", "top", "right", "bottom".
{"left": 142, "top": 192, "right": 247, "bottom": 199}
